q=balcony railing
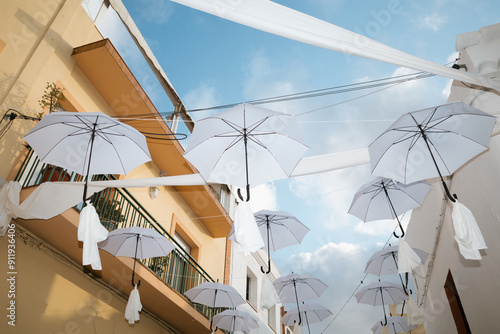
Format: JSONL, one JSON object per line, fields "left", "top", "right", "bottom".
{"left": 15, "top": 148, "right": 224, "bottom": 320}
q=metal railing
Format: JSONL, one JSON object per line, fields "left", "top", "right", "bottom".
{"left": 15, "top": 148, "right": 224, "bottom": 320}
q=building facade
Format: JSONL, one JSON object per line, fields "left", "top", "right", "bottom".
{"left": 0, "top": 1, "right": 237, "bottom": 332}
{"left": 406, "top": 23, "right": 500, "bottom": 334}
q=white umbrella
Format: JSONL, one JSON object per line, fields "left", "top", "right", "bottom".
{"left": 23, "top": 111, "right": 151, "bottom": 201}
{"left": 184, "top": 281, "right": 246, "bottom": 331}
{"left": 281, "top": 303, "right": 333, "bottom": 334}
{"left": 365, "top": 245, "right": 428, "bottom": 277}
{"left": 355, "top": 281, "right": 407, "bottom": 326}
{"left": 184, "top": 103, "right": 308, "bottom": 201}
{"left": 99, "top": 226, "right": 175, "bottom": 287}
{"left": 229, "top": 210, "right": 310, "bottom": 273}
{"left": 348, "top": 177, "right": 431, "bottom": 237}
{"left": 371, "top": 316, "right": 417, "bottom": 334}
{"left": 369, "top": 101, "right": 496, "bottom": 203}
{"left": 364, "top": 244, "right": 428, "bottom": 313}
{"left": 273, "top": 273, "right": 328, "bottom": 325}
{"left": 211, "top": 309, "right": 259, "bottom": 333}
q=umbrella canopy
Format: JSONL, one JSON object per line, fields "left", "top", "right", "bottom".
{"left": 273, "top": 273, "right": 328, "bottom": 325}
{"left": 184, "top": 103, "right": 309, "bottom": 201}
{"left": 23, "top": 111, "right": 151, "bottom": 200}
{"left": 99, "top": 226, "right": 175, "bottom": 286}
{"left": 211, "top": 309, "right": 260, "bottom": 332}
{"left": 229, "top": 210, "right": 310, "bottom": 273}
{"left": 281, "top": 302, "right": 333, "bottom": 334}
{"left": 371, "top": 316, "right": 417, "bottom": 334}
{"left": 255, "top": 210, "right": 310, "bottom": 252}
{"left": 369, "top": 102, "right": 496, "bottom": 202}
{"left": 24, "top": 111, "right": 151, "bottom": 176}
{"left": 355, "top": 281, "right": 407, "bottom": 306}
{"left": 348, "top": 177, "right": 431, "bottom": 237}
{"left": 185, "top": 281, "right": 246, "bottom": 332}
{"left": 365, "top": 245, "right": 429, "bottom": 277}
{"left": 355, "top": 281, "right": 408, "bottom": 326}
{"left": 184, "top": 282, "right": 246, "bottom": 308}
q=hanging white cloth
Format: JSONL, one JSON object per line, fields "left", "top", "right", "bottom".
{"left": 77, "top": 201, "right": 109, "bottom": 270}
{"left": 125, "top": 284, "right": 142, "bottom": 325}
{"left": 261, "top": 276, "right": 280, "bottom": 309}
{"left": 3, "top": 148, "right": 371, "bottom": 229}
{"left": 451, "top": 201, "right": 487, "bottom": 260}
{"left": 170, "top": 0, "right": 499, "bottom": 91}
{"left": 381, "top": 325, "right": 391, "bottom": 334}
{"left": 397, "top": 238, "right": 424, "bottom": 274}
{"left": 291, "top": 324, "right": 303, "bottom": 334}
{"left": 231, "top": 201, "right": 264, "bottom": 255}
{"left": 407, "top": 295, "right": 425, "bottom": 326}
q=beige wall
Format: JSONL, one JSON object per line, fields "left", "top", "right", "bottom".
{"left": 406, "top": 46, "right": 500, "bottom": 332}
{"left": 0, "top": 0, "right": 104, "bottom": 179}
{"left": 125, "top": 167, "right": 227, "bottom": 281}
{"left": 0, "top": 226, "right": 179, "bottom": 333}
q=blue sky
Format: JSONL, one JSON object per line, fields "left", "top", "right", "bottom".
{"left": 86, "top": 0, "right": 500, "bottom": 332}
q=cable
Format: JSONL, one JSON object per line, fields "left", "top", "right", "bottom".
{"left": 0, "top": 108, "right": 40, "bottom": 140}
{"left": 114, "top": 70, "right": 436, "bottom": 120}
{"left": 320, "top": 230, "right": 396, "bottom": 333}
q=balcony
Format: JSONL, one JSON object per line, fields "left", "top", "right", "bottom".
{"left": 14, "top": 148, "right": 225, "bottom": 326}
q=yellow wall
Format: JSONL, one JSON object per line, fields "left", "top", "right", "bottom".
{"left": 0, "top": 227, "right": 179, "bottom": 333}
{"left": 125, "top": 167, "right": 227, "bottom": 281}
{"left": 0, "top": 0, "right": 105, "bottom": 178}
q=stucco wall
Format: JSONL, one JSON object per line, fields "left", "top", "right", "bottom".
{"left": 406, "top": 46, "right": 500, "bottom": 332}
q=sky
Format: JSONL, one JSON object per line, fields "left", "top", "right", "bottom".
{"left": 82, "top": 0, "right": 500, "bottom": 332}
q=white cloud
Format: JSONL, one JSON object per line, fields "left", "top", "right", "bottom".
{"left": 183, "top": 83, "right": 219, "bottom": 119}
{"left": 249, "top": 182, "right": 278, "bottom": 212}
{"left": 418, "top": 13, "right": 447, "bottom": 31}
{"left": 242, "top": 48, "right": 309, "bottom": 115}
{"left": 289, "top": 241, "right": 363, "bottom": 274}
{"left": 354, "top": 220, "right": 396, "bottom": 236}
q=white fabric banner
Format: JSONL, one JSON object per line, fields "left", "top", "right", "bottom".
{"left": 0, "top": 181, "right": 104, "bottom": 236}
{"left": 171, "top": 0, "right": 500, "bottom": 91}
{"left": 1, "top": 149, "right": 370, "bottom": 230}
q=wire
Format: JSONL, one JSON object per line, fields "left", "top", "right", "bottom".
{"left": 0, "top": 108, "right": 40, "bottom": 140}
{"left": 142, "top": 132, "right": 188, "bottom": 141}
{"left": 320, "top": 229, "right": 397, "bottom": 333}
{"left": 114, "top": 70, "right": 436, "bottom": 120}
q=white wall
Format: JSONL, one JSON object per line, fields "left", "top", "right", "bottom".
{"left": 406, "top": 24, "right": 500, "bottom": 333}
{"left": 230, "top": 244, "right": 283, "bottom": 333}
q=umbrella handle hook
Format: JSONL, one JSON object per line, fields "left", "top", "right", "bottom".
{"left": 237, "top": 184, "right": 251, "bottom": 202}
{"left": 441, "top": 180, "right": 458, "bottom": 203}
{"left": 393, "top": 220, "right": 405, "bottom": 238}
{"left": 131, "top": 268, "right": 141, "bottom": 287}
{"left": 210, "top": 317, "right": 218, "bottom": 332}
{"left": 380, "top": 314, "right": 388, "bottom": 326}
{"left": 260, "top": 259, "right": 271, "bottom": 274}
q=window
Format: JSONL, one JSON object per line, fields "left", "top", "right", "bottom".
{"left": 246, "top": 269, "right": 258, "bottom": 308}
{"left": 169, "top": 214, "right": 201, "bottom": 261}
{"left": 173, "top": 232, "right": 191, "bottom": 254}
{"left": 268, "top": 305, "right": 277, "bottom": 331}
{"left": 444, "top": 270, "right": 472, "bottom": 334}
